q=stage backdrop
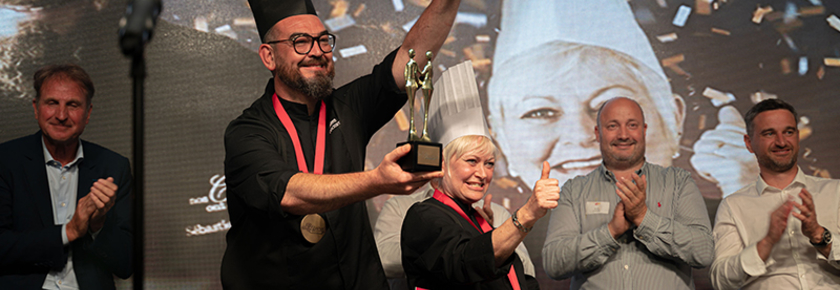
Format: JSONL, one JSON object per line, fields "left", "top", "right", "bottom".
{"left": 1, "top": 0, "right": 839, "bottom": 289}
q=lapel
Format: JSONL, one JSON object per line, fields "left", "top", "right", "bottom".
{"left": 21, "top": 133, "right": 56, "bottom": 228}
{"left": 77, "top": 141, "right": 95, "bottom": 202}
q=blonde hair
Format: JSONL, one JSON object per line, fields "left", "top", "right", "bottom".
{"left": 443, "top": 135, "right": 497, "bottom": 168}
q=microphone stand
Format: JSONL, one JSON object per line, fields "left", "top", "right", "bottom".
{"left": 119, "top": 1, "right": 161, "bottom": 288}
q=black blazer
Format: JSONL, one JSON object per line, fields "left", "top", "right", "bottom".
{"left": 0, "top": 132, "right": 133, "bottom": 289}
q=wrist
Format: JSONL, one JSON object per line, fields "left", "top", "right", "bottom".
{"left": 810, "top": 226, "right": 832, "bottom": 247}
{"left": 632, "top": 208, "right": 647, "bottom": 226}
{"left": 512, "top": 209, "right": 534, "bottom": 233}
{"left": 608, "top": 222, "right": 621, "bottom": 239}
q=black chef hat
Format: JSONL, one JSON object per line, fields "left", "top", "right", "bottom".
{"left": 249, "top": 0, "right": 318, "bottom": 43}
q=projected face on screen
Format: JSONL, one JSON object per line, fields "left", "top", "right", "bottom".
{"left": 488, "top": 41, "right": 685, "bottom": 188}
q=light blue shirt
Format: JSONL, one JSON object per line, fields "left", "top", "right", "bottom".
{"left": 41, "top": 138, "right": 83, "bottom": 290}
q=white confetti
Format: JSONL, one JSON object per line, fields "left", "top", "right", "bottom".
{"left": 702, "top": 87, "right": 736, "bottom": 107}
{"left": 338, "top": 45, "right": 367, "bottom": 58}
{"left": 392, "top": 0, "right": 404, "bottom": 12}
{"left": 798, "top": 56, "right": 808, "bottom": 76}
{"left": 672, "top": 5, "right": 692, "bottom": 27}
{"left": 828, "top": 15, "right": 840, "bottom": 33}
{"left": 455, "top": 12, "right": 487, "bottom": 28}
{"left": 324, "top": 14, "right": 356, "bottom": 32}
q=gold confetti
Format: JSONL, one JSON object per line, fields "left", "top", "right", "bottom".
{"left": 329, "top": 0, "right": 349, "bottom": 18}
{"left": 471, "top": 59, "right": 492, "bottom": 71}
{"left": 353, "top": 4, "right": 366, "bottom": 17}
{"left": 407, "top": 0, "right": 432, "bottom": 8}
{"left": 381, "top": 22, "right": 399, "bottom": 35}
{"left": 814, "top": 168, "right": 832, "bottom": 179}
{"left": 825, "top": 58, "right": 840, "bottom": 67}
{"left": 765, "top": 11, "right": 783, "bottom": 22}
{"left": 463, "top": 44, "right": 488, "bottom": 62}
{"left": 698, "top": 114, "right": 707, "bottom": 130}
{"left": 695, "top": 0, "right": 712, "bottom": 16}
{"left": 752, "top": 5, "right": 774, "bottom": 24}
{"left": 817, "top": 65, "right": 825, "bottom": 80}
{"left": 661, "top": 54, "right": 685, "bottom": 67}
{"left": 444, "top": 36, "right": 457, "bottom": 45}
{"left": 799, "top": 126, "right": 812, "bottom": 140}
{"left": 711, "top": 27, "right": 731, "bottom": 36}
{"left": 781, "top": 58, "right": 792, "bottom": 74}
{"left": 666, "top": 64, "right": 690, "bottom": 77}
{"left": 494, "top": 177, "right": 518, "bottom": 189}
{"left": 394, "top": 110, "right": 409, "bottom": 131}
{"left": 799, "top": 6, "right": 825, "bottom": 16}
{"left": 233, "top": 18, "right": 256, "bottom": 27}
{"left": 774, "top": 19, "right": 803, "bottom": 34}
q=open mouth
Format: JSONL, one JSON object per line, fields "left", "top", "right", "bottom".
{"left": 465, "top": 181, "right": 486, "bottom": 190}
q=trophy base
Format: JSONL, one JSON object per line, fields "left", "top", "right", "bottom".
{"left": 396, "top": 141, "right": 442, "bottom": 172}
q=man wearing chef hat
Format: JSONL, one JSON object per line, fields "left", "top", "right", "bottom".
{"left": 221, "top": 0, "right": 460, "bottom": 288}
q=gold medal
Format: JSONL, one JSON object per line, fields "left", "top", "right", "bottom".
{"left": 300, "top": 214, "right": 327, "bottom": 243}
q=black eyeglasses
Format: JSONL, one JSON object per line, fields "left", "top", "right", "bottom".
{"left": 266, "top": 33, "right": 336, "bottom": 55}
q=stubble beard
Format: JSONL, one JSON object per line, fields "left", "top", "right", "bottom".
{"left": 276, "top": 56, "right": 335, "bottom": 101}
{"left": 759, "top": 147, "right": 798, "bottom": 173}
{"left": 603, "top": 140, "right": 646, "bottom": 170}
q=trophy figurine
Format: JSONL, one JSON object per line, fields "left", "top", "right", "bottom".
{"left": 397, "top": 49, "right": 442, "bottom": 172}
{"left": 418, "top": 51, "right": 434, "bottom": 143}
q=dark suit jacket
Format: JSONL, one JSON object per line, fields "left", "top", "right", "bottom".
{"left": 0, "top": 132, "right": 133, "bottom": 289}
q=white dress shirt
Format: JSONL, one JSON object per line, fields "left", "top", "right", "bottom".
{"left": 710, "top": 167, "right": 840, "bottom": 290}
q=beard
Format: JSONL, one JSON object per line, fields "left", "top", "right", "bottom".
{"left": 276, "top": 56, "right": 335, "bottom": 101}
{"left": 1, "top": 18, "right": 79, "bottom": 100}
{"left": 602, "top": 139, "right": 646, "bottom": 170}
{"left": 758, "top": 147, "right": 798, "bottom": 173}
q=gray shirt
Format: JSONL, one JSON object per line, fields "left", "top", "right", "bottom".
{"left": 542, "top": 162, "right": 713, "bottom": 290}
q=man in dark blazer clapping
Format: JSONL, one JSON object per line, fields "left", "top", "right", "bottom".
{"left": 0, "top": 64, "right": 132, "bottom": 289}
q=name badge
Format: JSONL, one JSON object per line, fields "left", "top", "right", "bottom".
{"left": 585, "top": 201, "right": 610, "bottom": 215}
{"left": 301, "top": 214, "right": 327, "bottom": 243}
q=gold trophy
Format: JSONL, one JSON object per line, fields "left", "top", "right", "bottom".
{"left": 397, "top": 49, "right": 442, "bottom": 172}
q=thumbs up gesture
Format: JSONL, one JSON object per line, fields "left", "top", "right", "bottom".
{"left": 521, "top": 161, "right": 562, "bottom": 222}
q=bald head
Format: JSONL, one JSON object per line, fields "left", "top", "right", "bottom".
{"left": 596, "top": 97, "right": 645, "bottom": 129}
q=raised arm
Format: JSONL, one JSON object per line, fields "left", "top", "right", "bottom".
{"left": 392, "top": 0, "right": 461, "bottom": 90}
{"left": 490, "top": 162, "right": 558, "bottom": 267}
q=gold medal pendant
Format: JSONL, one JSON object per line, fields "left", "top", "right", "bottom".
{"left": 300, "top": 214, "right": 327, "bottom": 243}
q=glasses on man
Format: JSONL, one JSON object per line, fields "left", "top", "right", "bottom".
{"left": 266, "top": 33, "right": 337, "bottom": 55}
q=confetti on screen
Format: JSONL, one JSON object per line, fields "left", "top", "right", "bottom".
{"left": 673, "top": 5, "right": 692, "bottom": 27}
{"left": 702, "top": 87, "right": 735, "bottom": 107}
{"left": 752, "top": 6, "right": 774, "bottom": 24}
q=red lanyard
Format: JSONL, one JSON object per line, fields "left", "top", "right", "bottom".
{"left": 431, "top": 189, "right": 521, "bottom": 290}
{"left": 433, "top": 189, "right": 492, "bottom": 232}
{"left": 272, "top": 93, "right": 326, "bottom": 174}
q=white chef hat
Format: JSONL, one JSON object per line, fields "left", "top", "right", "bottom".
{"left": 492, "top": 0, "right": 667, "bottom": 81}
{"left": 426, "top": 60, "right": 491, "bottom": 148}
